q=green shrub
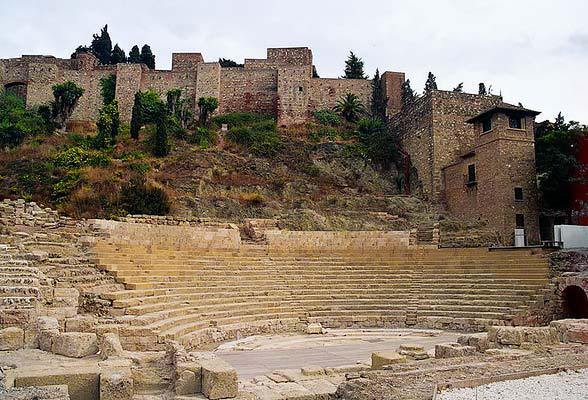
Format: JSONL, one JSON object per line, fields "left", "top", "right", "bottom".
{"left": 118, "top": 150, "right": 148, "bottom": 161}
{"left": 227, "top": 122, "right": 281, "bottom": 156}
{"left": 54, "top": 146, "right": 111, "bottom": 169}
{"left": 313, "top": 109, "right": 342, "bottom": 126}
{"left": 309, "top": 126, "right": 338, "bottom": 142}
{"left": 129, "top": 162, "right": 150, "bottom": 174}
{"left": 0, "top": 92, "right": 50, "bottom": 148}
{"left": 192, "top": 126, "right": 217, "bottom": 148}
{"left": 120, "top": 177, "right": 170, "bottom": 215}
{"left": 99, "top": 74, "right": 116, "bottom": 105}
{"left": 94, "top": 101, "right": 120, "bottom": 149}
{"left": 211, "top": 112, "right": 269, "bottom": 126}
{"left": 52, "top": 171, "right": 83, "bottom": 200}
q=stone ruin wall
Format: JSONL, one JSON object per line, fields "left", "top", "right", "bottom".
{"left": 1, "top": 47, "right": 404, "bottom": 128}
{"left": 390, "top": 91, "right": 502, "bottom": 202}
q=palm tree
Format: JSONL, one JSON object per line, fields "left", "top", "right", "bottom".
{"left": 333, "top": 93, "right": 366, "bottom": 123}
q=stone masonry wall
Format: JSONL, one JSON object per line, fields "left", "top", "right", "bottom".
{"left": 219, "top": 68, "right": 278, "bottom": 115}
{"left": 1, "top": 47, "right": 404, "bottom": 128}
{"left": 390, "top": 94, "right": 435, "bottom": 199}
{"left": 442, "top": 113, "right": 540, "bottom": 244}
{"left": 265, "top": 230, "right": 411, "bottom": 252}
{"left": 89, "top": 220, "right": 241, "bottom": 250}
{"left": 307, "top": 78, "right": 371, "bottom": 115}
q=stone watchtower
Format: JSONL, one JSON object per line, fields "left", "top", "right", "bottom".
{"left": 443, "top": 103, "right": 541, "bottom": 245}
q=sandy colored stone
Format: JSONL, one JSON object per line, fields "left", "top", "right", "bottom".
{"left": 301, "top": 365, "right": 325, "bottom": 377}
{"left": 100, "top": 333, "right": 124, "bottom": 360}
{"left": 488, "top": 326, "right": 524, "bottom": 346}
{"left": 398, "top": 343, "right": 429, "bottom": 360}
{"left": 435, "top": 342, "right": 476, "bottom": 358}
{"left": 371, "top": 351, "right": 407, "bottom": 369}
{"left": 306, "top": 323, "right": 324, "bottom": 334}
{"left": 175, "top": 369, "right": 198, "bottom": 395}
{"left": 65, "top": 315, "right": 97, "bottom": 333}
{"left": 100, "top": 370, "right": 134, "bottom": 400}
{"left": 458, "top": 332, "right": 491, "bottom": 352}
{"left": 200, "top": 357, "right": 238, "bottom": 400}
{"left": 52, "top": 332, "right": 98, "bottom": 358}
{"left": 0, "top": 326, "right": 24, "bottom": 351}
{"left": 39, "top": 329, "right": 59, "bottom": 352}
{"left": 37, "top": 316, "right": 59, "bottom": 331}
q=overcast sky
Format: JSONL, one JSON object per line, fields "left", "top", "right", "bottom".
{"left": 2, "top": 0, "right": 586, "bottom": 122}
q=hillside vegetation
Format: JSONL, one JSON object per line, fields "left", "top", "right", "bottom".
{"left": 0, "top": 102, "right": 438, "bottom": 230}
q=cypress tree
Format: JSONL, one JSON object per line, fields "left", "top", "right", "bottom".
{"left": 424, "top": 72, "right": 437, "bottom": 93}
{"left": 343, "top": 51, "right": 367, "bottom": 79}
{"left": 478, "top": 82, "right": 487, "bottom": 95}
{"left": 370, "top": 69, "right": 388, "bottom": 120}
{"left": 130, "top": 93, "right": 142, "bottom": 140}
{"left": 401, "top": 79, "right": 416, "bottom": 108}
{"left": 128, "top": 45, "right": 141, "bottom": 64}
{"left": 140, "top": 45, "right": 156, "bottom": 69}
{"left": 111, "top": 44, "right": 127, "bottom": 64}
{"left": 90, "top": 25, "right": 112, "bottom": 65}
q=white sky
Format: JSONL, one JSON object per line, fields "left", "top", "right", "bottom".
{"left": 1, "top": 0, "right": 587, "bottom": 122}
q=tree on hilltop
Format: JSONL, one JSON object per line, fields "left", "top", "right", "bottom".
{"left": 91, "top": 25, "right": 113, "bottom": 65}
{"left": 478, "top": 82, "right": 487, "bottom": 95}
{"left": 424, "top": 72, "right": 437, "bottom": 93}
{"left": 370, "top": 69, "right": 388, "bottom": 120}
{"left": 343, "top": 51, "right": 367, "bottom": 79}
{"left": 453, "top": 82, "right": 464, "bottom": 93}
{"left": 128, "top": 46, "right": 142, "bottom": 64}
{"left": 111, "top": 44, "right": 127, "bottom": 64}
{"left": 401, "top": 79, "right": 416, "bottom": 108}
{"left": 140, "top": 45, "right": 156, "bottom": 69}
{"left": 218, "top": 58, "right": 243, "bottom": 68}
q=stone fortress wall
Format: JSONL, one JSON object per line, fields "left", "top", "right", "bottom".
{"left": 0, "top": 47, "right": 404, "bottom": 127}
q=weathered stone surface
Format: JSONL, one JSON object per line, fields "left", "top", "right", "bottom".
{"left": 521, "top": 327, "right": 558, "bottom": 345}
{"left": 39, "top": 329, "right": 59, "bottom": 352}
{"left": 51, "top": 332, "right": 98, "bottom": 358}
{"left": 488, "top": 326, "right": 524, "bottom": 346}
{"left": 457, "top": 332, "right": 491, "bottom": 352}
{"left": 306, "top": 323, "right": 324, "bottom": 335}
{"left": 100, "top": 333, "right": 124, "bottom": 360}
{"left": 435, "top": 343, "right": 476, "bottom": 359}
{"left": 371, "top": 351, "right": 407, "bottom": 369}
{"left": 550, "top": 319, "right": 588, "bottom": 343}
{"left": 65, "top": 315, "right": 97, "bottom": 333}
{"left": 37, "top": 316, "right": 59, "bottom": 331}
{"left": 200, "top": 358, "right": 238, "bottom": 400}
{"left": 398, "top": 344, "right": 429, "bottom": 360}
{"left": 175, "top": 370, "right": 198, "bottom": 396}
{"left": 301, "top": 365, "right": 325, "bottom": 377}
{"left": 0, "top": 327, "right": 24, "bottom": 351}
{"left": 100, "top": 370, "right": 134, "bottom": 400}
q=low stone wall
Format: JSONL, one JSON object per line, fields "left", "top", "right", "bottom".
{"left": 265, "top": 230, "right": 411, "bottom": 252}
{"left": 116, "top": 214, "right": 234, "bottom": 228}
{"left": 89, "top": 220, "right": 241, "bottom": 250}
{"left": 0, "top": 199, "right": 61, "bottom": 228}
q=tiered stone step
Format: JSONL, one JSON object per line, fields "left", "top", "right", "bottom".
{"left": 91, "top": 243, "right": 551, "bottom": 350}
{"left": 0, "top": 258, "right": 41, "bottom": 309}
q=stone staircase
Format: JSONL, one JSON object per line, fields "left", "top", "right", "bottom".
{"left": 90, "top": 242, "right": 553, "bottom": 351}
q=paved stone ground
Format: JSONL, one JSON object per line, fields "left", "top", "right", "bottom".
{"left": 215, "top": 328, "right": 461, "bottom": 378}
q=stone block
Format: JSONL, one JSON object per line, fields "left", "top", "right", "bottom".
{"left": 301, "top": 365, "right": 325, "bottom": 376}
{"left": 435, "top": 343, "right": 477, "bottom": 359}
{"left": 371, "top": 351, "right": 407, "bottom": 369}
{"left": 567, "top": 327, "right": 588, "bottom": 344}
{"left": 457, "top": 332, "right": 491, "bottom": 352}
{"left": 100, "top": 370, "right": 134, "bottom": 400}
{"left": 65, "top": 315, "right": 97, "bottom": 333}
{"left": 200, "top": 358, "right": 238, "bottom": 399}
{"left": 38, "top": 316, "right": 59, "bottom": 331}
{"left": 52, "top": 332, "right": 98, "bottom": 358}
{"left": 550, "top": 319, "right": 588, "bottom": 343}
{"left": 0, "top": 326, "right": 24, "bottom": 351}
{"left": 306, "top": 323, "right": 324, "bottom": 334}
{"left": 487, "top": 326, "right": 524, "bottom": 346}
{"left": 39, "top": 329, "right": 59, "bottom": 352}
{"left": 100, "top": 333, "right": 124, "bottom": 360}
{"left": 175, "top": 369, "right": 198, "bottom": 395}
{"left": 398, "top": 343, "right": 429, "bottom": 360}
{"left": 521, "top": 327, "right": 558, "bottom": 345}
